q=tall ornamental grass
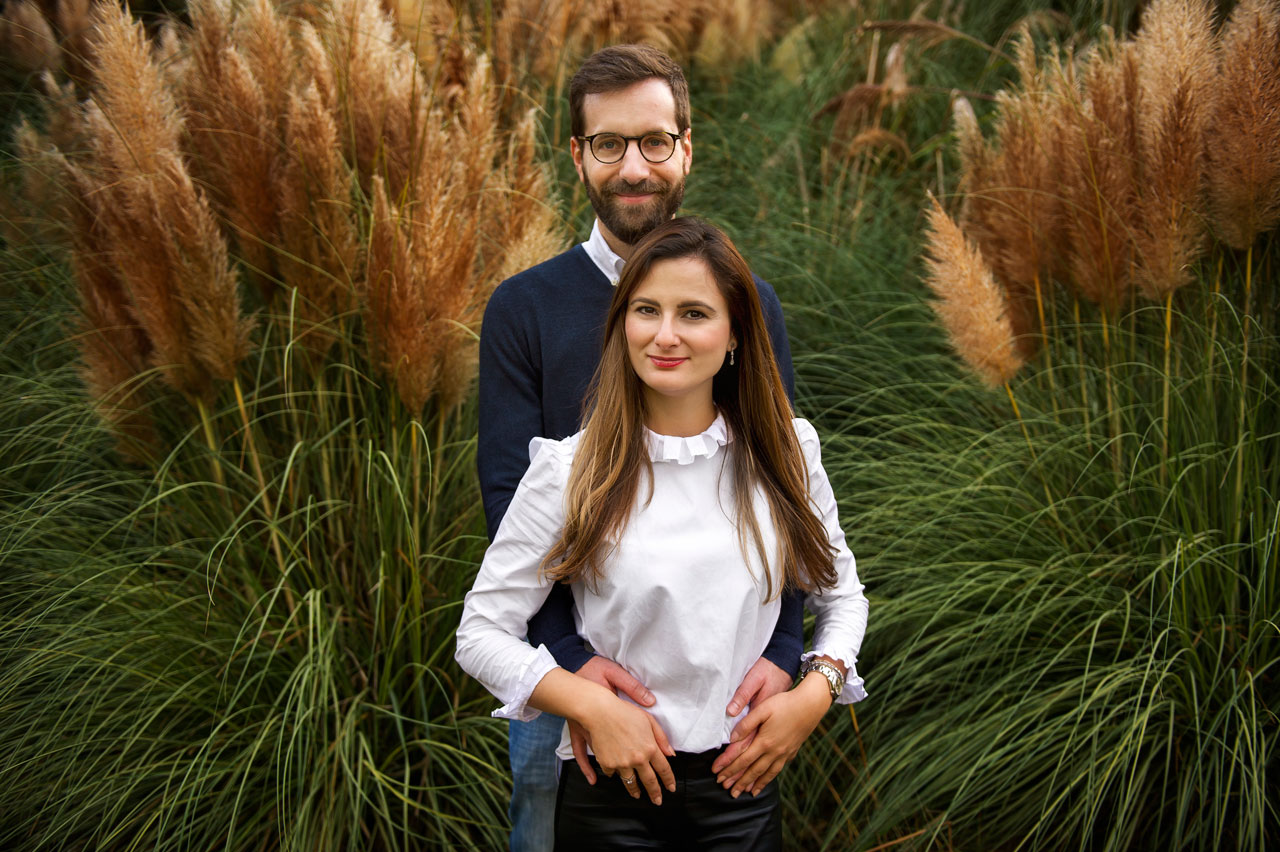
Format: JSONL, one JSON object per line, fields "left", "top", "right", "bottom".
{"left": 678, "top": 2, "right": 1276, "bottom": 847}
{"left": 2, "top": 0, "right": 562, "bottom": 847}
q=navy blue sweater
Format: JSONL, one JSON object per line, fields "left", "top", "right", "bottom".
{"left": 477, "top": 244, "right": 803, "bottom": 675}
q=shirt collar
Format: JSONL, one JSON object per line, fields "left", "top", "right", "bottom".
{"left": 643, "top": 412, "right": 731, "bottom": 465}
{"left": 582, "top": 219, "right": 627, "bottom": 286}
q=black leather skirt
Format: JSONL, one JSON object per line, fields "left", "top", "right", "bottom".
{"left": 554, "top": 750, "right": 782, "bottom": 851}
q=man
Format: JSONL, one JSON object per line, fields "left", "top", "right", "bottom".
{"left": 477, "top": 44, "right": 802, "bottom": 851}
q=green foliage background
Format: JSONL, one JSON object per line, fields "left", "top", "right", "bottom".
{"left": 1, "top": 0, "right": 1276, "bottom": 849}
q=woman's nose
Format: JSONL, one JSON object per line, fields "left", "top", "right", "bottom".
{"left": 655, "top": 316, "right": 679, "bottom": 347}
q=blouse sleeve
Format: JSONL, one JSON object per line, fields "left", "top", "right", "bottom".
{"left": 455, "top": 436, "right": 573, "bottom": 721}
{"left": 795, "top": 418, "right": 869, "bottom": 704}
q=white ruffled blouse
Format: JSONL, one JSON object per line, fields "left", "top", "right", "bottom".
{"left": 455, "top": 414, "right": 868, "bottom": 759}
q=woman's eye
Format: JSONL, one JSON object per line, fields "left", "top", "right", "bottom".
{"left": 685, "top": 310, "right": 705, "bottom": 319}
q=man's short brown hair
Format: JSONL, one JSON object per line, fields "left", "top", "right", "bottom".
{"left": 568, "top": 44, "right": 691, "bottom": 138}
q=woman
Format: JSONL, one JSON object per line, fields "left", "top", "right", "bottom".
{"left": 456, "top": 217, "right": 867, "bottom": 850}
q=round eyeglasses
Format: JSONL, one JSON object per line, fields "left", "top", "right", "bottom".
{"left": 578, "top": 131, "right": 683, "bottom": 164}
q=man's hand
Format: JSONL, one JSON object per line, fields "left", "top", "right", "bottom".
{"left": 710, "top": 657, "right": 792, "bottom": 780}
{"left": 569, "top": 655, "right": 655, "bottom": 784}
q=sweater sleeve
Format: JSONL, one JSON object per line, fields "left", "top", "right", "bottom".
{"left": 477, "top": 274, "right": 594, "bottom": 672}
{"left": 478, "top": 278, "right": 545, "bottom": 540}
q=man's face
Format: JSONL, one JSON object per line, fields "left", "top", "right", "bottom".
{"left": 572, "top": 79, "right": 693, "bottom": 248}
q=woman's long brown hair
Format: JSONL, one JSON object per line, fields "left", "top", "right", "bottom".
{"left": 541, "top": 218, "right": 837, "bottom": 598}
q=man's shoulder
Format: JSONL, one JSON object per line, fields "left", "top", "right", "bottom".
{"left": 490, "top": 244, "right": 594, "bottom": 307}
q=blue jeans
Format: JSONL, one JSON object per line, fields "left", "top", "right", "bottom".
{"left": 508, "top": 713, "right": 563, "bottom": 852}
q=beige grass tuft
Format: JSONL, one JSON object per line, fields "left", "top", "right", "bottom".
{"left": 1205, "top": 0, "right": 1280, "bottom": 249}
{"left": 922, "top": 195, "right": 1026, "bottom": 388}
{"left": 954, "top": 30, "right": 1066, "bottom": 351}
{"left": 79, "top": 2, "right": 249, "bottom": 395}
{"left": 275, "top": 81, "right": 359, "bottom": 358}
{"left": 1056, "top": 33, "right": 1141, "bottom": 312}
{"left": 180, "top": 0, "right": 284, "bottom": 300}
{"left": 1130, "top": 0, "right": 1216, "bottom": 299}
{"left": 0, "top": 1, "right": 60, "bottom": 76}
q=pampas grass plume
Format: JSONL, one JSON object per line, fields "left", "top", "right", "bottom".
{"left": 1131, "top": 0, "right": 1215, "bottom": 299}
{"left": 0, "top": 1, "right": 60, "bottom": 75}
{"left": 923, "top": 194, "right": 1026, "bottom": 388}
{"left": 1205, "top": 0, "right": 1280, "bottom": 249}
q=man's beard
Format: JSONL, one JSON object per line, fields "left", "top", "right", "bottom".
{"left": 585, "top": 175, "right": 686, "bottom": 246}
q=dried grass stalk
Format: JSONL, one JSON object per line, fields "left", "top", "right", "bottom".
{"left": 954, "top": 31, "right": 1065, "bottom": 351}
{"left": 1057, "top": 33, "right": 1140, "bottom": 312}
{"left": 1130, "top": 0, "right": 1215, "bottom": 299}
{"left": 180, "top": 0, "right": 284, "bottom": 299}
{"left": 327, "top": 0, "right": 430, "bottom": 199}
{"left": 0, "top": 0, "right": 60, "bottom": 76}
{"left": 275, "top": 81, "right": 358, "bottom": 357}
{"left": 1205, "top": 0, "right": 1280, "bottom": 249}
{"left": 80, "top": 2, "right": 249, "bottom": 395}
{"left": 923, "top": 195, "right": 1026, "bottom": 388}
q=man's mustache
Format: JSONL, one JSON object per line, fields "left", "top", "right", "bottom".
{"left": 603, "top": 179, "right": 668, "bottom": 196}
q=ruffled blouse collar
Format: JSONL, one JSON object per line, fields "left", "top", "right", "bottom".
{"left": 643, "top": 412, "right": 730, "bottom": 465}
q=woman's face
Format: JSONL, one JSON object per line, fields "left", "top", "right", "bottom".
{"left": 624, "top": 256, "right": 735, "bottom": 408}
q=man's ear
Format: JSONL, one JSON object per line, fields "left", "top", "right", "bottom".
{"left": 571, "top": 136, "right": 586, "bottom": 183}
{"left": 681, "top": 127, "right": 692, "bottom": 176}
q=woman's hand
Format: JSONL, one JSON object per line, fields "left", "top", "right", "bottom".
{"left": 579, "top": 691, "right": 677, "bottom": 805}
{"left": 711, "top": 670, "right": 833, "bottom": 797}
{"left": 529, "top": 666, "right": 676, "bottom": 804}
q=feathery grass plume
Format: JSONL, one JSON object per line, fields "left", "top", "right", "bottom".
{"left": 480, "top": 105, "right": 560, "bottom": 280}
{"left": 327, "top": 0, "right": 430, "bottom": 199}
{"left": 0, "top": 0, "right": 60, "bottom": 76}
{"left": 274, "top": 80, "right": 358, "bottom": 357}
{"left": 79, "top": 2, "right": 248, "bottom": 394}
{"left": 361, "top": 49, "right": 513, "bottom": 413}
{"left": 922, "top": 195, "right": 1026, "bottom": 388}
{"left": 1205, "top": 0, "right": 1280, "bottom": 249}
{"left": 951, "top": 94, "right": 985, "bottom": 178}
{"left": 62, "top": 158, "right": 159, "bottom": 457}
{"left": 296, "top": 20, "right": 338, "bottom": 114}
{"left": 365, "top": 175, "right": 440, "bottom": 414}
{"left": 1056, "top": 31, "right": 1140, "bottom": 312}
{"left": 692, "top": 0, "right": 776, "bottom": 70}
{"left": 1130, "top": 0, "right": 1215, "bottom": 300}
{"left": 179, "top": 0, "right": 285, "bottom": 301}
{"left": 953, "top": 31, "right": 1065, "bottom": 352}
{"left": 50, "top": 0, "right": 100, "bottom": 85}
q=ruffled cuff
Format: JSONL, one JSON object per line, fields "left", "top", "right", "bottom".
{"left": 801, "top": 649, "right": 868, "bottom": 705}
{"left": 490, "top": 644, "right": 560, "bottom": 722}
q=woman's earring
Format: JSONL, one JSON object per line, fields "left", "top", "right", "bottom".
{"left": 729, "top": 348, "right": 735, "bottom": 366}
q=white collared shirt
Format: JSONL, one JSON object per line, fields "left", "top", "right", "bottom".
{"left": 582, "top": 219, "right": 627, "bottom": 285}
{"left": 455, "top": 415, "right": 869, "bottom": 759}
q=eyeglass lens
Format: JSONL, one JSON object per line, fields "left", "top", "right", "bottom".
{"left": 590, "top": 133, "right": 676, "bottom": 164}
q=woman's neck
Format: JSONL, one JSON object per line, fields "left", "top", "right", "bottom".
{"left": 642, "top": 393, "right": 717, "bottom": 438}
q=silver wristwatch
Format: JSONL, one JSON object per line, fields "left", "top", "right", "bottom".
{"left": 799, "top": 659, "right": 844, "bottom": 702}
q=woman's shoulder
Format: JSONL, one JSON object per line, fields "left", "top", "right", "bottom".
{"left": 789, "top": 417, "right": 827, "bottom": 466}
{"left": 526, "top": 431, "right": 584, "bottom": 466}
{"left": 790, "top": 416, "right": 820, "bottom": 445}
